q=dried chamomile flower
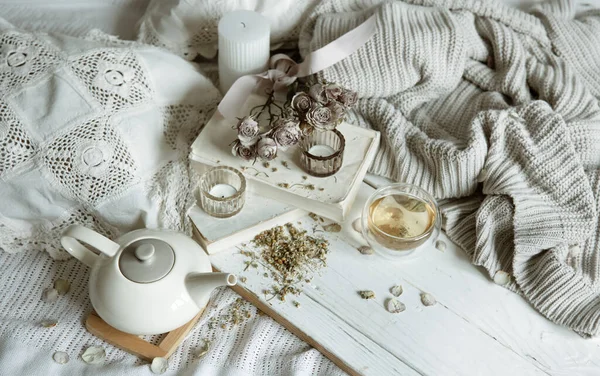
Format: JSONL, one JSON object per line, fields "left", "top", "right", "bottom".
{"left": 435, "top": 240, "right": 446, "bottom": 252}
{"left": 282, "top": 161, "right": 290, "bottom": 169}
{"left": 390, "top": 285, "right": 403, "bottom": 297}
{"left": 493, "top": 270, "right": 510, "bottom": 286}
{"left": 278, "top": 183, "right": 289, "bottom": 189}
{"left": 420, "top": 293, "right": 436, "bottom": 306}
{"left": 193, "top": 342, "right": 210, "bottom": 359}
{"left": 323, "top": 223, "right": 341, "bottom": 233}
{"left": 293, "top": 301, "right": 301, "bottom": 308}
{"left": 302, "top": 175, "right": 308, "bottom": 180}
{"left": 239, "top": 277, "right": 247, "bottom": 283}
{"left": 308, "top": 212, "right": 319, "bottom": 221}
{"left": 42, "top": 288, "right": 59, "bottom": 303}
{"left": 318, "top": 188, "right": 325, "bottom": 191}
{"left": 53, "top": 351, "right": 69, "bottom": 364}
{"left": 81, "top": 346, "right": 106, "bottom": 365}
{"left": 54, "top": 279, "right": 70, "bottom": 295}
{"left": 41, "top": 319, "right": 58, "bottom": 328}
{"left": 263, "top": 273, "right": 269, "bottom": 278}
{"left": 272, "top": 167, "right": 278, "bottom": 172}
{"left": 386, "top": 298, "right": 406, "bottom": 313}
{"left": 263, "top": 162, "right": 270, "bottom": 168}
{"left": 357, "top": 246, "right": 373, "bottom": 255}
{"left": 359, "top": 290, "right": 375, "bottom": 300}
{"left": 151, "top": 357, "right": 169, "bottom": 374}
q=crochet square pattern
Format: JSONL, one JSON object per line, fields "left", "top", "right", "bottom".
{"left": 0, "top": 101, "right": 36, "bottom": 176}
{"left": 43, "top": 116, "right": 138, "bottom": 205}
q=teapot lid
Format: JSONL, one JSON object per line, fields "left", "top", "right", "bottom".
{"left": 118, "top": 239, "right": 175, "bottom": 283}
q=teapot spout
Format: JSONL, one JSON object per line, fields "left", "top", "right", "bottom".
{"left": 185, "top": 272, "right": 237, "bottom": 309}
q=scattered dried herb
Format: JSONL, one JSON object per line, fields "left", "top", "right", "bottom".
{"left": 359, "top": 290, "right": 375, "bottom": 299}
{"left": 239, "top": 277, "right": 247, "bottom": 283}
{"left": 318, "top": 188, "right": 325, "bottom": 191}
{"left": 241, "top": 166, "right": 269, "bottom": 178}
{"left": 308, "top": 212, "right": 319, "bottom": 222}
{"left": 263, "top": 162, "right": 270, "bottom": 168}
{"left": 302, "top": 175, "right": 308, "bottom": 180}
{"left": 207, "top": 298, "right": 252, "bottom": 330}
{"left": 293, "top": 301, "right": 301, "bottom": 308}
{"left": 323, "top": 223, "right": 342, "bottom": 233}
{"left": 272, "top": 167, "right": 278, "bottom": 172}
{"left": 251, "top": 223, "right": 329, "bottom": 302}
{"left": 281, "top": 161, "right": 291, "bottom": 169}
{"left": 278, "top": 183, "right": 290, "bottom": 189}
{"left": 357, "top": 246, "right": 373, "bottom": 255}
{"left": 386, "top": 298, "right": 406, "bottom": 313}
{"left": 54, "top": 279, "right": 70, "bottom": 295}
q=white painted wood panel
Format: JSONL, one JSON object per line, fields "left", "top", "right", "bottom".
{"left": 364, "top": 173, "right": 600, "bottom": 375}
{"left": 210, "top": 183, "right": 548, "bottom": 375}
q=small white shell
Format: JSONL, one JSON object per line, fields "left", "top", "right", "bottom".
{"left": 82, "top": 346, "right": 106, "bottom": 364}
{"left": 194, "top": 343, "right": 210, "bottom": 359}
{"left": 41, "top": 319, "right": 58, "bottom": 328}
{"left": 54, "top": 279, "right": 71, "bottom": 295}
{"left": 352, "top": 218, "right": 362, "bottom": 233}
{"left": 493, "top": 270, "right": 510, "bottom": 286}
{"left": 390, "top": 285, "right": 403, "bottom": 297}
{"left": 42, "top": 288, "right": 59, "bottom": 303}
{"left": 435, "top": 240, "right": 446, "bottom": 252}
{"left": 53, "top": 351, "right": 69, "bottom": 364}
{"left": 151, "top": 357, "right": 169, "bottom": 374}
{"left": 357, "top": 246, "right": 374, "bottom": 255}
{"left": 420, "top": 293, "right": 436, "bottom": 307}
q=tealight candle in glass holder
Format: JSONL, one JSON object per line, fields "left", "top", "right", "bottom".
{"left": 361, "top": 183, "right": 440, "bottom": 259}
{"left": 299, "top": 129, "right": 345, "bottom": 177}
{"left": 199, "top": 166, "right": 246, "bottom": 218}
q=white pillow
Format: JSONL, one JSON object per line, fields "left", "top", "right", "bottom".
{"left": 0, "top": 22, "right": 221, "bottom": 259}
{"left": 137, "top": 0, "right": 319, "bottom": 60}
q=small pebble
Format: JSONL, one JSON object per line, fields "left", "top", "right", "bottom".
{"left": 53, "top": 351, "right": 69, "bottom": 364}
{"left": 386, "top": 298, "right": 406, "bottom": 313}
{"left": 420, "top": 293, "right": 436, "bottom": 307}
{"left": 42, "top": 288, "right": 59, "bottom": 303}
{"left": 54, "top": 279, "right": 70, "bottom": 295}
{"left": 357, "top": 246, "right": 373, "bottom": 255}
{"left": 390, "top": 285, "right": 403, "bottom": 297}
{"left": 81, "top": 346, "right": 106, "bottom": 364}
{"left": 493, "top": 270, "right": 510, "bottom": 286}
{"left": 435, "top": 240, "right": 446, "bottom": 252}
{"left": 151, "top": 357, "right": 169, "bottom": 374}
{"left": 41, "top": 319, "right": 58, "bottom": 328}
{"left": 352, "top": 218, "right": 362, "bottom": 233}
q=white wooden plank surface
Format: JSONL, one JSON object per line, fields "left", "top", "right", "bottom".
{"left": 210, "top": 183, "right": 549, "bottom": 376}
{"left": 364, "top": 173, "right": 600, "bottom": 375}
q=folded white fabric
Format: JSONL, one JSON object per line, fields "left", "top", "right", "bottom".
{"left": 299, "top": 0, "right": 600, "bottom": 336}
{"left": 0, "top": 22, "right": 221, "bottom": 259}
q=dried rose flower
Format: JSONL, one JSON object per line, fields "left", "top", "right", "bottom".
{"left": 327, "top": 101, "right": 345, "bottom": 124}
{"left": 325, "top": 83, "right": 343, "bottom": 101}
{"left": 309, "top": 83, "right": 328, "bottom": 105}
{"left": 291, "top": 92, "right": 312, "bottom": 113}
{"left": 306, "top": 103, "right": 335, "bottom": 131}
{"left": 236, "top": 116, "right": 259, "bottom": 146}
{"left": 272, "top": 121, "right": 302, "bottom": 150}
{"left": 338, "top": 89, "right": 358, "bottom": 107}
{"left": 257, "top": 137, "right": 278, "bottom": 161}
{"left": 231, "top": 139, "right": 256, "bottom": 161}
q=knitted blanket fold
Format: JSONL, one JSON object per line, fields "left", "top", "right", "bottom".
{"left": 299, "top": 0, "right": 600, "bottom": 336}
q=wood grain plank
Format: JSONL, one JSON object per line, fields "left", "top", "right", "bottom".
{"left": 210, "top": 184, "right": 548, "bottom": 376}
{"left": 364, "top": 174, "right": 600, "bottom": 375}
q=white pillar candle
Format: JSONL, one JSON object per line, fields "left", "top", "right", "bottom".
{"left": 308, "top": 145, "right": 336, "bottom": 157}
{"left": 209, "top": 184, "right": 238, "bottom": 198}
{"left": 218, "top": 10, "right": 270, "bottom": 94}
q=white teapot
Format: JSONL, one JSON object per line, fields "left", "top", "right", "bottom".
{"left": 61, "top": 225, "right": 236, "bottom": 335}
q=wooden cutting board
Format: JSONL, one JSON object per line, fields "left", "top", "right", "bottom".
{"left": 209, "top": 183, "right": 548, "bottom": 376}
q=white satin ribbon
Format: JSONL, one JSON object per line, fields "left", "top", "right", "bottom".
{"left": 217, "top": 14, "right": 378, "bottom": 119}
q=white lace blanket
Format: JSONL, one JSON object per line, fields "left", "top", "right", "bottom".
{"left": 0, "top": 21, "right": 341, "bottom": 375}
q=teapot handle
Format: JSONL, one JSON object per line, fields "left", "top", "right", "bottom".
{"left": 61, "top": 225, "right": 120, "bottom": 268}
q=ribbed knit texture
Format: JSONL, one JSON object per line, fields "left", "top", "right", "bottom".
{"left": 299, "top": 0, "right": 600, "bottom": 336}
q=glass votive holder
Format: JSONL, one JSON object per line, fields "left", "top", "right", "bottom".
{"left": 299, "top": 129, "right": 345, "bottom": 177}
{"left": 199, "top": 166, "right": 246, "bottom": 218}
{"left": 361, "top": 183, "right": 440, "bottom": 259}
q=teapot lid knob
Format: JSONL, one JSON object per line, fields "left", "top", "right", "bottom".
{"left": 134, "top": 244, "right": 155, "bottom": 262}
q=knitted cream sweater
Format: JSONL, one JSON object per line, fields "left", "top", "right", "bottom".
{"left": 299, "top": 0, "right": 600, "bottom": 336}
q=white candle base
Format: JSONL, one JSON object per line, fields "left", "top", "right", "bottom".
{"left": 308, "top": 145, "right": 336, "bottom": 158}
{"left": 209, "top": 184, "right": 238, "bottom": 198}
